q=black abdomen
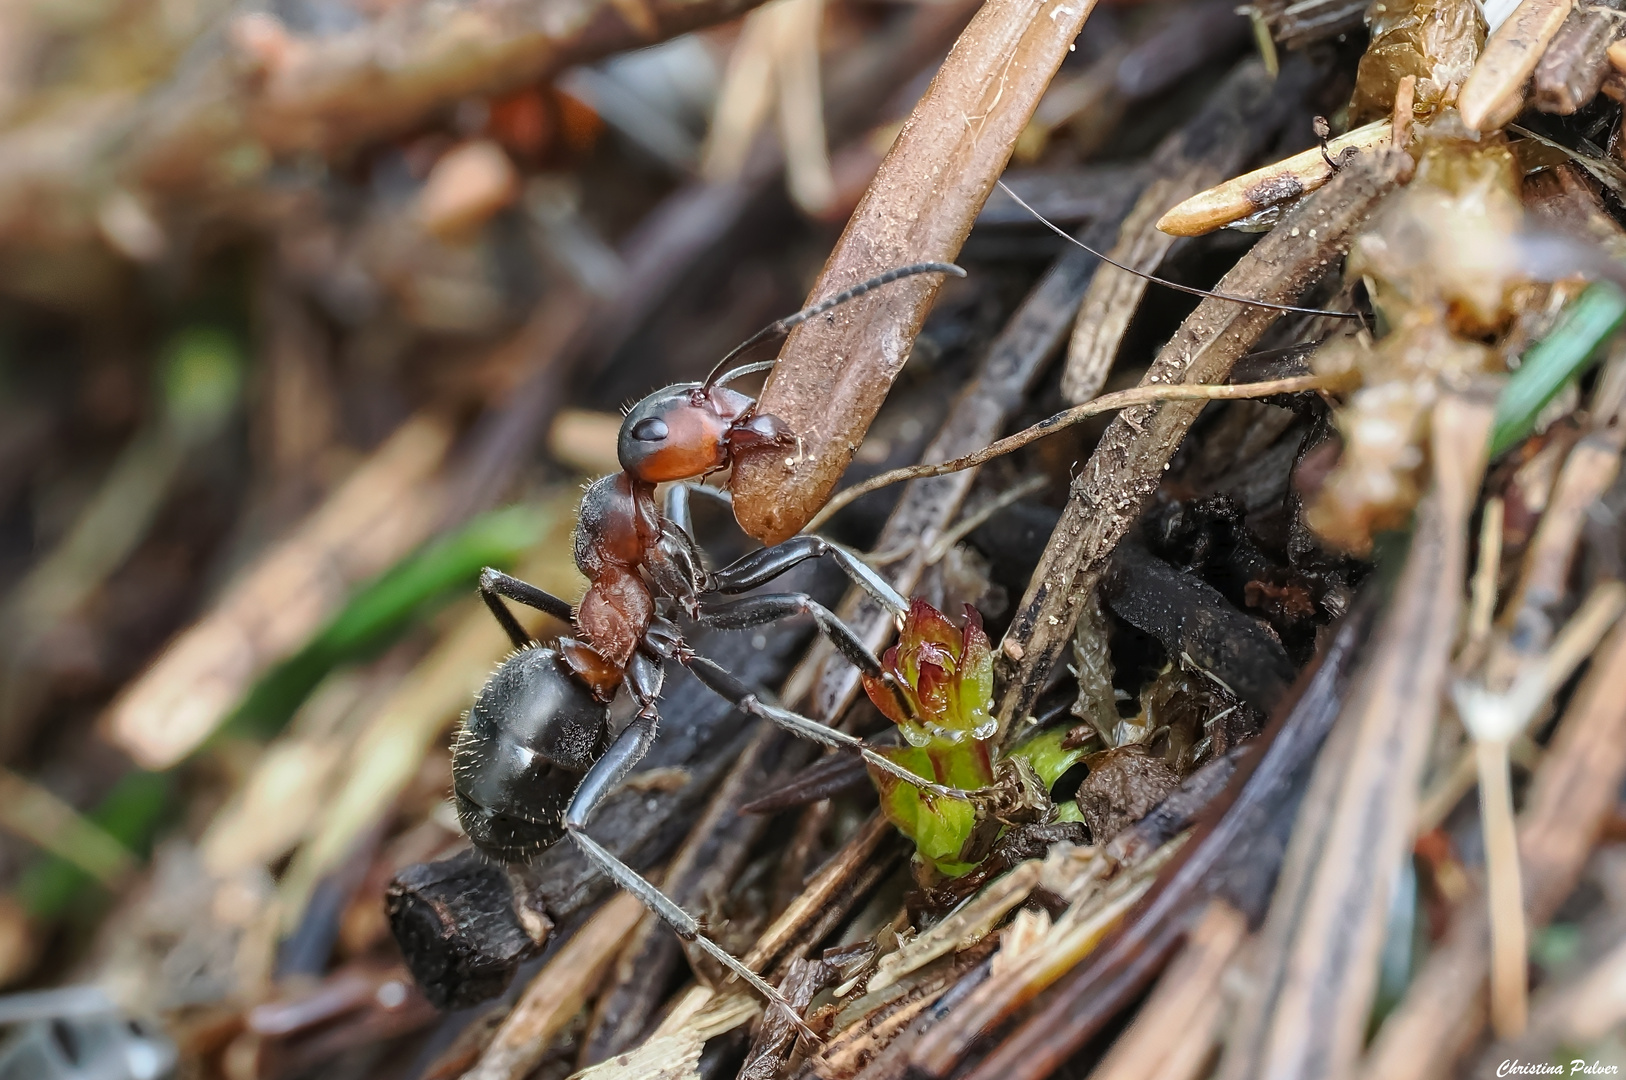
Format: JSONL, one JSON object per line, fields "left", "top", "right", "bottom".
{"left": 453, "top": 648, "right": 611, "bottom": 862}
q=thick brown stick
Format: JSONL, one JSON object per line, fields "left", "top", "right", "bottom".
{"left": 728, "top": 0, "right": 1104, "bottom": 543}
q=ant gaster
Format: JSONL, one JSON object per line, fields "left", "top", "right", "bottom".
{"left": 452, "top": 261, "right": 965, "bottom": 1026}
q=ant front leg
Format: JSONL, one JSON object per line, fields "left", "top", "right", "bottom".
{"left": 680, "top": 652, "right": 971, "bottom": 803}
{"left": 479, "top": 567, "right": 576, "bottom": 649}
{"left": 662, "top": 482, "right": 733, "bottom": 540}
{"left": 563, "top": 706, "right": 813, "bottom": 1038}
{"left": 711, "top": 536, "right": 907, "bottom": 617}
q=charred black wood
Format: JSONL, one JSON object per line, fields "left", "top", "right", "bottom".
{"left": 1102, "top": 542, "right": 1296, "bottom": 712}
{"left": 387, "top": 850, "right": 543, "bottom": 1011}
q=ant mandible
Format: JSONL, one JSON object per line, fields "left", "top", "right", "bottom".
{"left": 452, "top": 261, "right": 966, "bottom": 1026}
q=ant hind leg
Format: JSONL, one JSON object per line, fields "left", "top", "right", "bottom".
{"left": 479, "top": 567, "right": 575, "bottom": 650}
{"left": 564, "top": 711, "right": 814, "bottom": 1039}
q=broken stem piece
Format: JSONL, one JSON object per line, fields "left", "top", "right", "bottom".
{"left": 1476, "top": 735, "right": 1527, "bottom": 1038}
{"left": 1155, "top": 120, "right": 1394, "bottom": 237}
{"left": 803, "top": 374, "right": 1337, "bottom": 533}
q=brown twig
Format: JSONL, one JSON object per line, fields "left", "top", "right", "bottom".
{"left": 803, "top": 375, "right": 1338, "bottom": 536}
{"left": 729, "top": 0, "right": 1107, "bottom": 543}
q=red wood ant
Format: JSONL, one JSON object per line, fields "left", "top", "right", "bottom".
{"left": 452, "top": 261, "right": 965, "bottom": 1025}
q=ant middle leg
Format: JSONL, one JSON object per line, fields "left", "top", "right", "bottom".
{"left": 680, "top": 653, "right": 970, "bottom": 802}
{"left": 563, "top": 708, "right": 813, "bottom": 1036}
{"left": 479, "top": 567, "right": 576, "bottom": 649}
{"left": 711, "top": 536, "right": 907, "bottom": 616}
{"left": 693, "top": 593, "right": 915, "bottom": 720}
{"left": 696, "top": 594, "right": 882, "bottom": 677}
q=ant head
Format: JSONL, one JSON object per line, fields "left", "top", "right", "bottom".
{"left": 619, "top": 383, "right": 757, "bottom": 483}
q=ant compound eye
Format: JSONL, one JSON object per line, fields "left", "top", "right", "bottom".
{"left": 631, "top": 417, "right": 669, "bottom": 443}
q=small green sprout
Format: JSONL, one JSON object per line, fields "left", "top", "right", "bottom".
{"left": 860, "top": 599, "right": 1084, "bottom": 877}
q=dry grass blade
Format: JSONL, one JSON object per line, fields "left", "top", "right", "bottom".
{"left": 994, "top": 150, "right": 1411, "bottom": 733}
{"left": 1361, "top": 616, "right": 1626, "bottom": 1080}
{"left": 730, "top": 0, "right": 1106, "bottom": 543}
{"left": 104, "top": 416, "right": 453, "bottom": 769}
{"left": 0, "top": 767, "right": 135, "bottom": 887}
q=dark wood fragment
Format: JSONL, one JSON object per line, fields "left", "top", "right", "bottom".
{"left": 1102, "top": 543, "right": 1297, "bottom": 712}
{"left": 1533, "top": 0, "right": 1626, "bottom": 114}
{"left": 387, "top": 851, "right": 543, "bottom": 1011}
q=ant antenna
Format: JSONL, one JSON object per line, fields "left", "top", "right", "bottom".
{"left": 710, "top": 359, "right": 776, "bottom": 387}
{"left": 701, "top": 262, "right": 967, "bottom": 389}
{"left": 995, "top": 181, "right": 1360, "bottom": 321}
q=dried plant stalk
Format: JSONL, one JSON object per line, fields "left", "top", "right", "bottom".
{"left": 729, "top": 0, "right": 1104, "bottom": 543}
{"left": 1214, "top": 385, "right": 1496, "bottom": 1080}
{"left": 1360, "top": 617, "right": 1626, "bottom": 1080}
{"left": 1458, "top": 0, "right": 1575, "bottom": 130}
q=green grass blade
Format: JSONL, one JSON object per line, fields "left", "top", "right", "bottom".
{"left": 1491, "top": 281, "right": 1626, "bottom": 459}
